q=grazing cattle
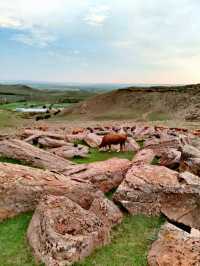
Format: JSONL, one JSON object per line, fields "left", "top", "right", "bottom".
{"left": 54, "top": 109, "right": 61, "bottom": 116}
{"left": 44, "top": 114, "right": 51, "bottom": 120}
{"left": 99, "top": 133, "right": 128, "bottom": 151}
{"left": 35, "top": 116, "right": 44, "bottom": 121}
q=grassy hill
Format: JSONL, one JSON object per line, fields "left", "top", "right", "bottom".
{"left": 0, "top": 84, "right": 96, "bottom": 105}
{"left": 62, "top": 84, "right": 200, "bottom": 121}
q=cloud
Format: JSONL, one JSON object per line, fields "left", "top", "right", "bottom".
{"left": 11, "top": 29, "right": 57, "bottom": 47}
{"left": 0, "top": 17, "right": 22, "bottom": 29}
{"left": 84, "top": 5, "right": 110, "bottom": 26}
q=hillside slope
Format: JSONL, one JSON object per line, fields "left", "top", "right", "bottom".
{"left": 62, "top": 84, "right": 200, "bottom": 121}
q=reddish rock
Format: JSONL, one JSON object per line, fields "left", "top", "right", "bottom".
{"left": 132, "top": 149, "right": 155, "bottom": 164}
{"left": 89, "top": 197, "right": 123, "bottom": 228}
{"left": 37, "top": 137, "right": 67, "bottom": 148}
{"left": 27, "top": 195, "right": 110, "bottom": 266}
{"left": 68, "top": 158, "right": 131, "bottom": 192}
{"left": 148, "top": 222, "right": 200, "bottom": 266}
{"left": 49, "top": 144, "right": 89, "bottom": 159}
{"left": 159, "top": 148, "right": 181, "bottom": 169}
{"left": 0, "top": 162, "right": 103, "bottom": 220}
{"left": 0, "top": 139, "right": 74, "bottom": 173}
{"left": 84, "top": 133, "right": 102, "bottom": 148}
{"left": 113, "top": 164, "right": 200, "bottom": 230}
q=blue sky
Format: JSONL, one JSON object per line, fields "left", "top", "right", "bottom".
{"left": 0, "top": 0, "right": 200, "bottom": 84}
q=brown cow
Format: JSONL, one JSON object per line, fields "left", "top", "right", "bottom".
{"left": 99, "top": 133, "right": 127, "bottom": 151}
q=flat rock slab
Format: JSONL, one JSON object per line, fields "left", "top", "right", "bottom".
{"left": 0, "top": 139, "right": 74, "bottom": 173}
{"left": 0, "top": 162, "right": 103, "bottom": 220}
{"left": 67, "top": 158, "right": 131, "bottom": 192}
{"left": 49, "top": 144, "right": 89, "bottom": 159}
{"left": 148, "top": 222, "right": 200, "bottom": 266}
{"left": 113, "top": 164, "right": 200, "bottom": 230}
{"left": 27, "top": 195, "right": 111, "bottom": 266}
{"left": 132, "top": 149, "right": 155, "bottom": 164}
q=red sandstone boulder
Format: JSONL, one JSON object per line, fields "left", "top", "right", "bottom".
{"left": 148, "top": 222, "right": 200, "bottom": 266}
{"left": 67, "top": 158, "right": 131, "bottom": 192}
{"left": 113, "top": 164, "right": 200, "bottom": 230}
{"left": 0, "top": 162, "right": 103, "bottom": 220}
{"left": 132, "top": 149, "right": 155, "bottom": 164}
{"left": 0, "top": 139, "right": 74, "bottom": 173}
{"left": 49, "top": 144, "right": 89, "bottom": 159}
{"left": 27, "top": 195, "right": 110, "bottom": 266}
{"left": 84, "top": 133, "right": 102, "bottom": 148}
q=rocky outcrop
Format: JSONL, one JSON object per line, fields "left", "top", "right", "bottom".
{"left": 159, "top": 148, "right": 181, "bottom": 169}
{"left": 27, "top": 195, "right": 110, "bottom": 266}
{"left": 37, "top": 137, "right": 67, "bottom": 148}
{"left": 67, "top": 158, "right": 131, "bottom": 192}
{"left": 132, "top": 149, "right": 155, "bottom": 164}
{"left": 0, "top": 139, "right": 74, "bottom": 172}
{"left": 84, "top": 133, "right": 102, "bottom": 148}
{"left": 0, "top": 162, "right": 103, "bottom": 220}
{"left": 179, "top": 145, "right": 200, "bottom": 176}
{"left": 113, "top": 164, "right": 200, "bottom": 230}
{"left": 49, "top": 144, "right": 89, "bottom": 159}
{"left": 148, "top": 222, "right": 200, "bottom": 266}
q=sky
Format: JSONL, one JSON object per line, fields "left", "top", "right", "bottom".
{"left": 0, "top": 0, "right": 200, "bottom": 84}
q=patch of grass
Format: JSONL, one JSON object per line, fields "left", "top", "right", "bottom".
{"left": 0, "top": 156, "right": 25, "bottom": 165}
{"left": 0, "top": 110, "right": 24, "bottom": 129}
{"left": 0, "top": 212, "right": 43, "bottom": 266}
{"left": 151, "top": 156, "right": 160, "bottom": 165}
{"left": 73, "top": 215, "right": 165, "bottom": 266}
{"left": 72, "top": 148, "right": 134, "bottom": 164}
{"left": 137, "top": 140, "right": 145, "bottom": 148}
{"left": 147, "top": 111, "right": 169, "bottom": 121}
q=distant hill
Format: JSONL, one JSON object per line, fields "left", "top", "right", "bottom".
{"left": 0, "top": 84, "right": 96, "bottom": 104}
{"left": 62, "top": 84, "right": 200, "bottom": 121}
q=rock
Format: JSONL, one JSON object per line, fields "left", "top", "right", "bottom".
{"left": 125, "top": 137, "right": 140, "bottom": 152}
{"left": 0, "top": 139, "right": 74, "bottom": 172}
{"left": 132, "top": 149, "right": 155, "bottom": 164}
{"left": 179, "top": 145, "right": 200, "bottom": 175}
{"left": 84, "top": 133, "right": 102, "bottom": 148}
{"left": 113, "top": 164, "right": 200, "bottom": 230}
{"left": 144, "top": 135, "right": 183, "bottom": 155}
{"left": 21, "top": 129, "right": 66, "bottom": 143}
{"left": 180, "top": 144, "right": 200, "bottom": 159}
{"left": 49, "top": 144, "right": 89, "bottom": 159}
{"left": 27, "top": 195, "right": 110, "bottom": 266}
{"left": 0, "top": 162, "right": 103, "bottom": 220}
{"left": 66, "top": 133, "right": 86, "bottom": 143}
{"left": 89, "top": 197, "right": 123, "bottom": 228}
{"left": 159, "top": 148, "right": 181, "bottom": 169}
{"left": 148, "top": 222, "right": 200, "bottom": 266}
{"left": 133, "top": 126, "right": 155, "bottom": 140}
{"left": 37, "top": 137, "right": 67, "bottom": 148}
{"left": 68, "top": 158, "right": 131, "bottom": 192}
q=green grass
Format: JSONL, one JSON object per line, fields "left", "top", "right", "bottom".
{"left": 0, "top": 212, "right": 43, "bottom": 266}
{"left": 0, "top": 213, "right": 163, "bottom": 266}
{"left": 72, "top": 148, "right": 134, "bottom": 164}
{"left": 0, "top": 110, "right": 24, "bottom": 129}
{"left": 147, "top": 111, "right": 170, "bottom": 121}
{"left": 73, "top": 215, "right": 164, "bottom": 266}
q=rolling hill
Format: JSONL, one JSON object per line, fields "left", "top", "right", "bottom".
{"left": 62, "top": 84, "right": 200, "bottom": 121}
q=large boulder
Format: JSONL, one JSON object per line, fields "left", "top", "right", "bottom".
{"left": 179, "top": 145, "right": 200, "bottom": 175}
{"left": 132, "top": 149, "right": 155, "bottom": 164}
{"left": 113, "top": 164, "right": 200, "bottom": 230}
{"left": 49, "top": 144, "right": 89, "bottom": 159}
{"left": 148, "top": 222, "right": 200, "bottom": 266}
{"left": 67, "top": 158, "right": 131, "bottom": 192}
{"left": 0, "top": 139, "right": 74, "bottom": 173}
{"left": 159, "top": 148, "right": 181, "bottom": 169}
{"left": 37, "top": 137, "right": 67, "bottom": 148}
{"left": 27, "top": 195, "right": 110, "bottom": 266}
{"left": 84, "top": 133, "right": 102, "bottom": 148}
{"left": 0, "top": 162, "right": 103, "bottom": 220}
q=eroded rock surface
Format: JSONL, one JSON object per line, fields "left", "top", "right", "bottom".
{"left": 113, "top": 164, "right": 200, "bottom": 229}
{"left": 148, "top": 222, "right": 200, "bottom": 266}
{"left": 27, "top": 195, "right": 110, "bottom": 266}
{"left": 0, "top": 162, "right": 103, "bottom": 220}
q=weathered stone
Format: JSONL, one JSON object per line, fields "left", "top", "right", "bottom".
{"left": 113, "top": 164, "right": 200, "bottom": 229}
{"left": 68, "top": 158, "right": 131, "bottom": 192}
{"left": 49, "top": 144, "right": 89, "bottom": 159}
{"left": 27, "top": 195, "right": 110, "bottom": 266}
{"left": 148, "top": 222, "right": 200, "bottom": 266}
{"left": 159, "top": 148, "right": 181, "bottom": 169}
{"left": 89, "top": 197, "right": 123, "bottom": 228}
{"left": 84, "top": 133, "right": 102, "bottom": 148}
{"left": 0, "top": 139, "right": 74, "bottom": 172}
{"left": 132, "top": 149, "right": 155, "bottom": 164}
{"left": 37, "top": 137, "right": 67, "bottom": 148}
{"left": 180, "top": 144, "right": 200, "bottom": 160}
{"left": 0, "top": 162, "right": 103, "bottom": 220}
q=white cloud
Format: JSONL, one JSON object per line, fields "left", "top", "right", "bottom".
{"left": 84, "top": 5, "right": 110, "bottom": 26}
{"left": 0, "top": 17, "right": 22, "bottom": 28}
